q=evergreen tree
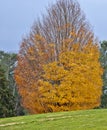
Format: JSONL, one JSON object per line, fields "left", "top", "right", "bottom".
{"left": 100, "top": 41, "right": 107, "bottom": 108}
{"left": 0, "top": 65, "right": 15, "bottom": 117}
{"left": 0, "top": 51, "right": 25, "bottom": 116}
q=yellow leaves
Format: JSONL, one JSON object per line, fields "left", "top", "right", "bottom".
{"left": 39, "top": 80, "right": 52, "bottom": 92}
{"left": 28, "top": 47, "right": 34, "bottom": 54}
{"left": 15, "top": 32, "right": 103, "bottom": 113}
{"left": 70, "top": 31, "right": 77, "bottom": 37}
{"left": 43, "top": 62, "right": 68, "bottom": 81}
{"left": 39, "top": 42, "right": 103, "bottom": 112}
{"left": 35, "top": 34, "right": 45, "bottom": 42}
{"left": 57, "top": 23, "right": 71, "bottom": 31}
{"left": 49, "top": 43, "right": 55, "bottom": 48}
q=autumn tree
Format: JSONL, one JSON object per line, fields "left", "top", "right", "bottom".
{"left": 15, "top": 0, "right": 103, "bottom": 114}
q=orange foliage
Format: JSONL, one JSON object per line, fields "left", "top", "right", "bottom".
{"left": 14, "top": 0, "right": 103, "bottom": 114}
{"left": 15, "top": 38, "right": 103, "bottom": 113}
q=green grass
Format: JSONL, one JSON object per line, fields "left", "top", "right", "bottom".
{"left": 0, "top": 109, "right": 107, "bottom": 130}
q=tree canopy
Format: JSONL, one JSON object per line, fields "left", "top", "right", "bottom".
{"left": 15, "top": 0, "right": 103, "bottom": 114}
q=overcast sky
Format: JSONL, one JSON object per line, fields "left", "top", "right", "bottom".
{"left": 0, "top": 0, "right": 107, "bottom": 52}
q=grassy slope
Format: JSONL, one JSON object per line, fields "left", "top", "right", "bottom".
{"left": 0, "top": 109, "right": 107, "bottom": 130}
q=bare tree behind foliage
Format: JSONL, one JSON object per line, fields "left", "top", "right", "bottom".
{"left": 31, "top": 0, "right": 94, "bottom": 61}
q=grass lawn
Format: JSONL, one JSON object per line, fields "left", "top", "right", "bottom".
{"left": 0, "top": 109, "right": 107, "bottom": 130}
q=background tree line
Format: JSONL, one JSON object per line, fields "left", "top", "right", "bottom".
{"left": 0, "top": 51, "right": 24, "bottom": 117}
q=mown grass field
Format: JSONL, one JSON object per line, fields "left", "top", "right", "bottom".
{"left": 0, "top": 109, "right": 107, "bottom": 130}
